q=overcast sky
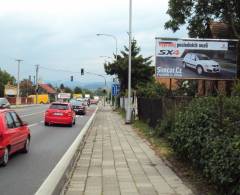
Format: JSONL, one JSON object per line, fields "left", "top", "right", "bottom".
{"left": 0, "top": 0, "right": 187, "bottom": 84}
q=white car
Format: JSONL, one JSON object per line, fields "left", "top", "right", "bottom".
{"left": 183, "top": 53, "right": 220, "bottom": 75}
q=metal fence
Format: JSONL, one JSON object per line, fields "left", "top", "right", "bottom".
{"left": 137, "top": 96, "right": 192, "bottom": 128}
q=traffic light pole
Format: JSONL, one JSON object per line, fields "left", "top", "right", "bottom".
{"left": 35, "top": 65, "right": 39, "bottom": 104}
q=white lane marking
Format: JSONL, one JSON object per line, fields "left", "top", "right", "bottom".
{"left": 20, "top": 111, "right": 44, "bottom": 118}
{"left": 28, "top": 121, "right": 44, "bottom": 128}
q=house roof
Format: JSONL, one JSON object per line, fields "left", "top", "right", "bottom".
{"left": 39, "top": 83, "right": 56, "bottom": 94}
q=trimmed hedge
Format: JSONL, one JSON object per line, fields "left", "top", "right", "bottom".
{"left": 169, "top": 97, "right": 240, "bottom": 194}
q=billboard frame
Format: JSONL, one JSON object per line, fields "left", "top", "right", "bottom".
{"left": 155, "top": 37, "right": 239, "bottom": 81}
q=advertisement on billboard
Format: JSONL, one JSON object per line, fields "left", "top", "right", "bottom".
{"left": 155, "top": 38, "right": 238, "bottom": 80}
{"left": 58, "top": 93, "right": 71, "bottom": 99}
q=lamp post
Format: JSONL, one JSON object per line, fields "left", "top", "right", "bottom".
{"left": 96, "top": 33, "right": 118, "bottom": 107}
{"left": 100, "top": 56, "right": 113, "bottom": 60}
{"left": 96, "top": 34, "right": 118, "bottom": 62}
{"left": 126, "top": 0, "right": 132, "bottom": 124}
{"left": 16, "top": 59, "right": 23, "bottom": 105}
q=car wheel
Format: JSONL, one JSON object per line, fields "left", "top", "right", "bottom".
{"left": 73, "top": 118, "right": 76, "bottom": 125}
{"left": 22, "top": 138, "right": 30, "bottom": 153}
{"left": 44, "top": 121, "right": 49, "bottom": 126}
{"left": 1, "top": 148, "right": 9, "bottom": 166}
{"left": 196, "top": 66, "right": 204, "bottom": 75}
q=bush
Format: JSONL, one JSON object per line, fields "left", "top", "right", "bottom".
{"left": 169, "top": 97, "right": 240, "bottom": 194}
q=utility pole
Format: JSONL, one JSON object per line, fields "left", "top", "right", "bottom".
{"left": 126, "top": 0, "right": 132, "bottom": 123}
{"left": 35, "top": 65, "right": 39, "bottom": 104}
{"left": 16, "top": 59, "right": 23, "bottom": 105}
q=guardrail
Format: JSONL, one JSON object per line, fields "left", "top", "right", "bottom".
{"left": 35, "top": 107, "right": 98, "bottom": 195}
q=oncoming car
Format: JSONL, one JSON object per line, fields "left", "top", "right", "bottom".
{"left": 0, "top": 109, "right": 30, "bottom": 166}
{"left": 183, "top": 53, "right": 220, "bottom": 75}
{"left": 44, "top": 102, "right": 76, "bottom": 127}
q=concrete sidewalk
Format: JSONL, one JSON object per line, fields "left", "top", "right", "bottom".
{"left": 64, "top": 106, "right": 193, "bottom": 195}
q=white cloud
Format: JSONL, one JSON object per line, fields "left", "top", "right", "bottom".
{"left": 0, "top": 0, "right": 187, "bottom": 83}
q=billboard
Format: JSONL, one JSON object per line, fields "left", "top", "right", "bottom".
{"left": 155, "top": 38, "right": 239, "bottom": 80}
{"left": 58, "top": 93, "right": 71, "bottom": 99}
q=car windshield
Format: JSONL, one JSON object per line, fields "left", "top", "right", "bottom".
{"left": 0, "top": 98, "right": 6, "bottom": 104}
{"left": 50, "top": 104, "right": 69, "bottom": 110}
{"left": 72, "top": 101, "right": 83, "bottom": 106}
{"left": 197, "top": 54, "right": 210, "bottom": 60}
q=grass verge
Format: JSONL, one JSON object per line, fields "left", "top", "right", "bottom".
{"left": 116, "top": 109, "right": 218, "bottom": 195}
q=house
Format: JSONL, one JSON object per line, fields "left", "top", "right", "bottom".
{"left": 38, "top": 83, "right": 57, "bottom": 102}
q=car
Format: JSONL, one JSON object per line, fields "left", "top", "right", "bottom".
{"left": 90, "top": 99, "right": 98, "bottom": 105}
{"left": 0, "top": 109, "right": 30, "bottom": 166}
{"left": 70, "top": 99, "right": 86, "bottom": 115}
{"left": 44, "top": 102, "right": 76, "bottom": 127}
{"left": 183, "top": 53, "right": 220, "bottom": 75}
{"left": 0, "top": 98, "right": 11, "bottom": 109}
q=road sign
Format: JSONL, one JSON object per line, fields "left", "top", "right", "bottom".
{"left": 58, "top": 93, "right": 71, "bottom": 99}
{"left": 112, "top": 84, "right": 120, "bottom": 96}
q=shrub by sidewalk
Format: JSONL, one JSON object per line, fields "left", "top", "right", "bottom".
{"left": 168, "top": 97, "right": 240, "bottom": 195}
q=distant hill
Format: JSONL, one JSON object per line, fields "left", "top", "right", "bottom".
{"left": 45, "top": 80, "right": 111, "bottom": 90}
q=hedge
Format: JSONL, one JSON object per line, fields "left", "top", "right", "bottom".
{"left": 168, "top": 97, "right": 240, "bottom": 194}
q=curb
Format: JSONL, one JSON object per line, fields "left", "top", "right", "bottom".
{"left": 11, "top": 104, "right": 40, "bottom": 109}
{"left": 35, "top": 107, "right": 98, "bottom": 195}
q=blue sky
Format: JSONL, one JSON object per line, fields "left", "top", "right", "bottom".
{"left": 0, "top": 0, "right": 187, "bottom": 84}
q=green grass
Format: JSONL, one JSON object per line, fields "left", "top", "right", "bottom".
{"left": 133, "top": 120, "right": 173, "bottom": 158}
{"left": 116, "top": 113, "right": 218, "bottom": 195}
{"left": 116, "top": 108, "right": 126, "bottom": 118}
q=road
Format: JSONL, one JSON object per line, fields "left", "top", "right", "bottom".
{"left": 0, "top": 104, "right": 97, "bottom": 195}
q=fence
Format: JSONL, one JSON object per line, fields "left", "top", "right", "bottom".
{"left": 7, "top": 97, "right": 34, "bottom": 105}
{"left": 137, "top": 96, "right": 192, "bottom": 128}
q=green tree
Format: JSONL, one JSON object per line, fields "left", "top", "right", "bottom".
{"left": 60, "top": 83, "right": 65, "bottom": 91}
{"left": 94, "top": 88, "right": 105, "bottom": 96}
{"left": 20, "top": 79, "right": 35, "bottom": 97}
{"left": 136, "top": 81, "right": 167, "bottom": 98}
{"left": 165, "top": 0, "right": 240, "bottom": 39}
{"left": 0, "top": 68, "right": 16, "bottom": 97}
{"left": 104, "top": 40, "right": 154, "bottom": 94}
{"left": 74, "top": 86, "right": 82, "bottom": 94}
{"left": 64, "top": 87, "right": 73, "bottom": 94}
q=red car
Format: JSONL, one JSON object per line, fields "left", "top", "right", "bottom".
{"left": 0, "top": 109, "right": 30, "bottom": 166}
{"left": 44, "top": 102, "right": 76, "bottom": 127}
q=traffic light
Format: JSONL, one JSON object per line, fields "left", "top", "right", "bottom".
{"left": 81, "top": 68, "right": 84, "bottom": 75}
{"left": 70, "top": 75, "right": 73, "bottom": 82}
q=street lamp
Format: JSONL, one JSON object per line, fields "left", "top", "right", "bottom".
{"left": 99, "top": 56, "right": 114, "bottom": 60}
{"left": 97, "top": 33, "right": 118, "bottom": 107}
{"left": 126, "top": 0, "right": 132, "bottom": 124}
{"left": 96, "top": 33, "right": 118, "bottom": 62}
{"left": 16, "top": 59, "right": 23, "bottom": 105}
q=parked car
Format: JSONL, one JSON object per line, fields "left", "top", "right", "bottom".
{"left": 44, "top": 102, "right": 76, "bottom": 127}
{"left": 70, "top": 99, "right": 86, "bottom": 115}
{"left": 183, "top": 53, "right": 220, "bottom": 75}
{"left": 0, "top": 109, "right": 30, "bottom": 166}
{"left": 0, "top": 98, "right": 11, "bottom": 109}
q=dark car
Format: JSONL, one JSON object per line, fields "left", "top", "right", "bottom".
{"left": 71, "top": 100, "right": 86, "bottom": 115}
{"left": 0, "top": 98, "right": 11, "bottom": 109}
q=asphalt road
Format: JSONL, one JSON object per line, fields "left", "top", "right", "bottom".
{"left": 156, "top": 58, "right": 236, "bottom": 79}
{"left": 0, "top": 104, "right": 97, "bottom": 195}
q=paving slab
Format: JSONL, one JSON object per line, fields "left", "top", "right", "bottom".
{"left": 63, "top": 106, "right": 194, "bottom": 195}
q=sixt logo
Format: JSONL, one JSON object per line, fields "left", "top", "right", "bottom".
{"left": 158, "top": 50, "right": 179, "bottom": 56}
{"left": 159, "top": 42, "right": 177, "bottom": 48}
